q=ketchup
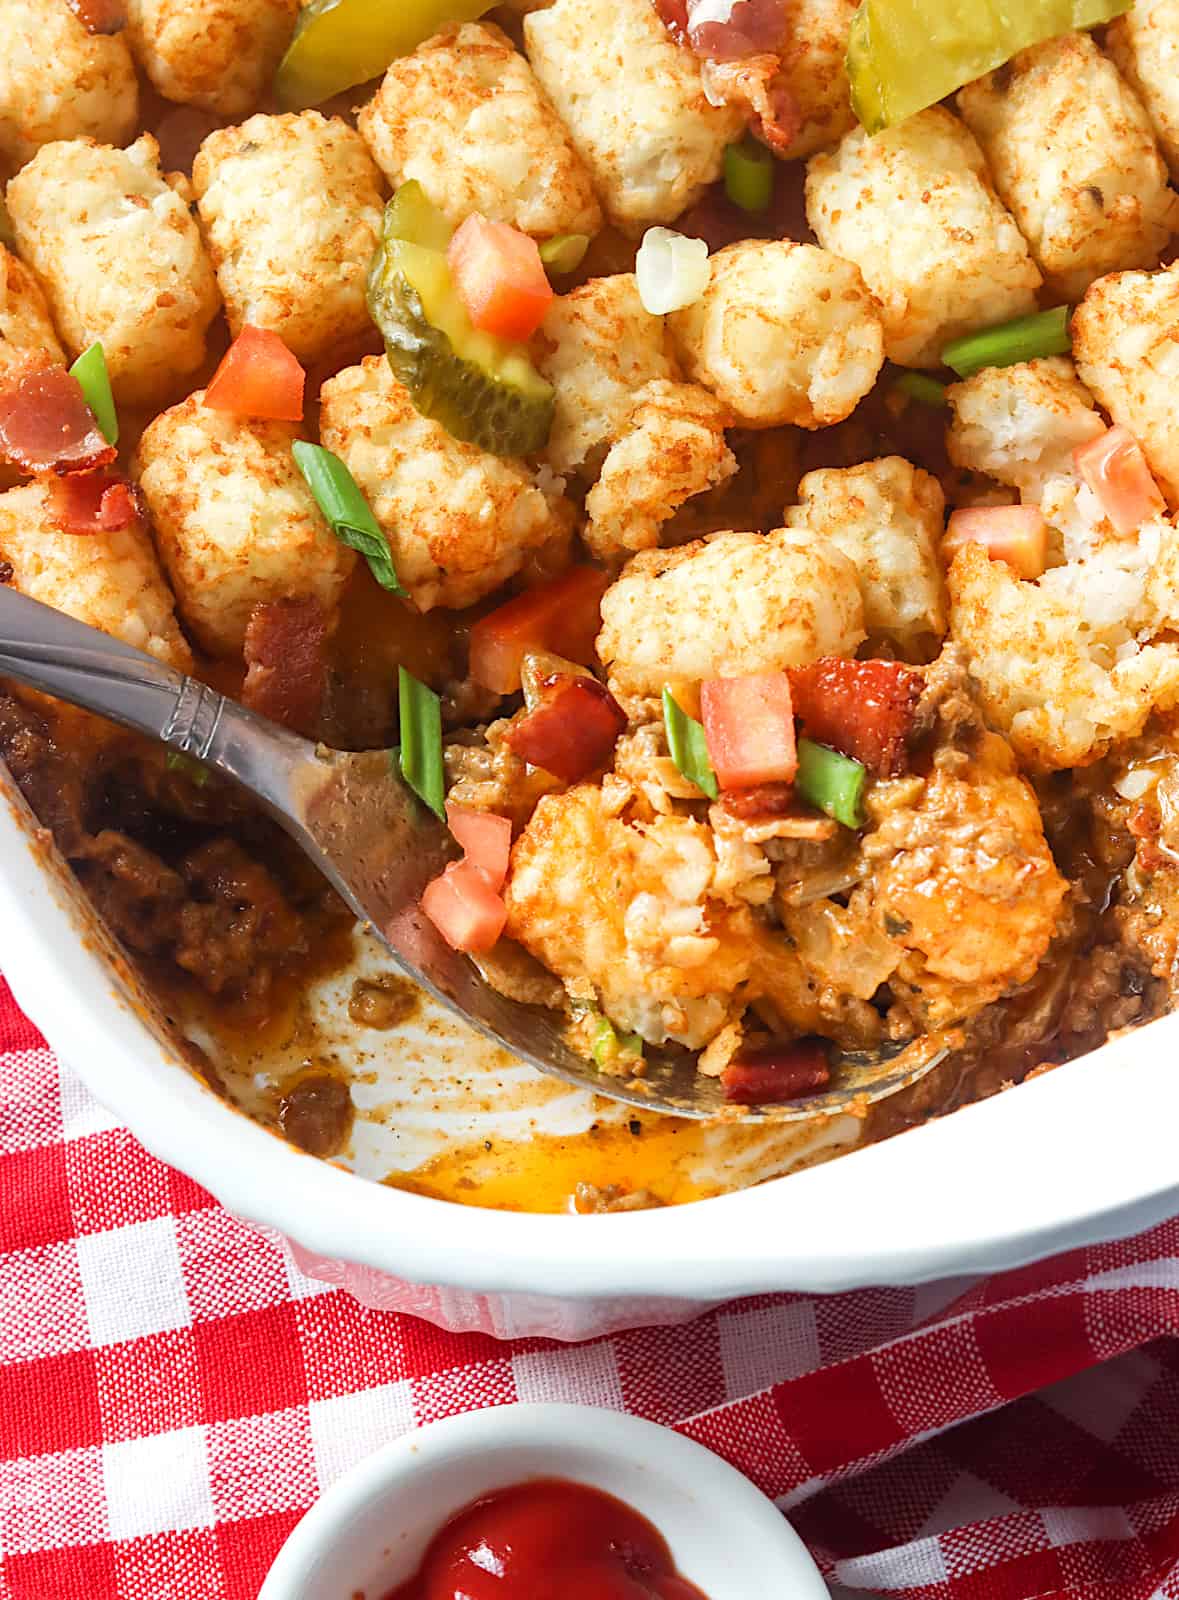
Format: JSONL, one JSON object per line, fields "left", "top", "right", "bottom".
{"left": 383, "top": 1478, "right": 710, "bottom": 1600}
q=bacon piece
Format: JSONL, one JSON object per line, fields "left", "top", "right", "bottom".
{"left": 721, "top": 1037, "right": 832, "bottom": 1104}
{"left": 789, "top": 658, "right": 922, "bottom": 778}
{"left": 66, "top": 0, "right": 127, "bottom": 32}
{"left": 242, "top": 598, "right": 328, "bottom": 737}
{"left": 653, "top": 0, "right": 690, "bottom": 44}
{"left": 684, "top": 0, "right": 788, "bottom": 58}
{"left": 676, "top": 160, "right": 813, "bottom": 251}
{"left": 0, "top": 365, "right": 115, "bottom": 477}
{"left": 505, "top": 674, "right": 626, "bottom": 783}
{"left": 700, "top": 56, "right": 801, "bottom": 152}
{"left": 47, "top": 470, "right": 143, "bottom": 534}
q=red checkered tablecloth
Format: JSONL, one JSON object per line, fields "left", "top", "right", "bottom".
{"left": 2, "top": 972, "right": 1179, "bottom": 1600}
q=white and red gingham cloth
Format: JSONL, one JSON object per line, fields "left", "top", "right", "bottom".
{"left": 3, "top": 971, "right": 1179, "bottom": 1600}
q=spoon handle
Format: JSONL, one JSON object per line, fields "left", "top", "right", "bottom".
{"left": 0, "top": 586, "right": 311, "bottom": 815}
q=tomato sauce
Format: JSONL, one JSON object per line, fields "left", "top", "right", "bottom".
{"left": 383, "top": 1478, "right": 710, "bottom": 1600}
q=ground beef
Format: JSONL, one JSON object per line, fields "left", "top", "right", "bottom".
{"left": 0, "top": 684, "right": 339, "bottom": 1011}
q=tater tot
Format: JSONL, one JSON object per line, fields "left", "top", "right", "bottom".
{"left": 806, "top": 107, "right": 1041, "bottom": 367}
{"left": 193, "top": 112, "right": 384, "bottom": 368}
{"left": 124, "top": 0, "right": 298, "bottom": 119}
{"left": 505, "top": 781, "right": 822, "bottom": 1049}
{"left": 359, "top": 21, "right": 601, "bottom": 240}
{"left": 1108, "top": 0, "right": 1179, "bottom": 180}
{"left": 0, "top": 481, "right": 191, "bottom": 670}
{"left": 1072, "top": 262, "right": 1179, "bottom": 504}
{"left": 135, "top": 392, "right": 354, "bottom": 659}
{"left": 524, "top": 0, "right": 742, "bottom": 233}
{"left": 948, "top": 539, "right": 1179, "bottom": 770}
{"left": 584, "top": 379, "right": 736, "bottom": 560}
{"left": 668, "top": 240, "right": 884, "bottom": 429}
{"left": 0, "top": 245, "right": 64, "bottom": 379}
{"left": 946, "top": 358, "right": 1105, "bottom": 495}
{"left": 534, "top": 273, "right": 677, "bottom": 475}
{"left": 319, "top": 356, "right": 574, "bottom": 613}
{"left": 5, "top": 135, "right": 219, "bottom": 408}
{"left": 957, "top": 34, "right": 1179, "bottom": 300}
{"left": 597, "top": 527, "right": 864, "bottom": 699}
{"left": 0, "top": 0, "right": 138, "bottom": 175}
{"left": 772, "top": 0, "right": 858, "bottom": 160}
{"left": 784, "top": 457, "right": 946, "bottom": 652}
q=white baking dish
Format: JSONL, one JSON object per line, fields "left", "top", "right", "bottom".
{"left": 3, "top": 764, "right": 1177, "bottom": 1341}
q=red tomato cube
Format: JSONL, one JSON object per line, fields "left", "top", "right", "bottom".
{"left": 1073, "top": 425, "right": 1166, "bottom": 536}
{"left": 943, "top": 504, "right": 1048, "bottom": 580}
{"left": 447, "top": 215, "right": 554, "bottom": 343}
{"left": 468, "top": 567, "right": 609, "bottom": 695}
{"left": 204, "top": 325, "right": 306, "bottom": 422}
{"left": 445, "top": 803, "right": 512, "bottom": 891}
{"left": 700, "top": 672, "right": 797, "bottom": 791}
{"left": 420, "top": 860, "right": 508, "bottom": 954}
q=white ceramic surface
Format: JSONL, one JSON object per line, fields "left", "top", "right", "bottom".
{"left": 257, "top": 1403, "right": 828, "bottom": 1600}
{"left": 4, "top": 765, "right": 1179, "bottom": 1341}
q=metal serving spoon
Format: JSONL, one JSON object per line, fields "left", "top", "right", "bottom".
{"left": 0, "top": 586, "right": 950, "bottom": 1120}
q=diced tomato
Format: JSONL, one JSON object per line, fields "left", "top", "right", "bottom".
{"left": 468, "top": 567, "right": 609, "bottom": 695}
{"left": 505, "top": 675, "right": 626, "bottom": 784}
{"left": 789, "top": 656, "right": 921, "bottom": 777}
{"left": 446, "top": 803, "right": 512, "bottom": 891}
{"left": 699, "top": 672, "right": 796, "bottom": 791}
{"left": 721, "top": 1038, "right": 832, "bottom": 1105}
{"left": 420, "top": 859, "right": 507, "bottom": 954}
{"left": 447, "top": 215, "right": 554, "bottom": 343}
{"left": 1073, "top": 425, "right": 1166, "bottom": 536}
{"left": 204, "top": 325, "right": 306, "bottom": 422}
{"left": 943, "top": 505, "right": 1048, "bottom": 580}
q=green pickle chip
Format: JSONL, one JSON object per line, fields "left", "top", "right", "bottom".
{"left": 847, "top": 0, "right": 1131, "bottom": 133}
{"left": 367, "top": 184, "right": 554, "bottom": 460}
{"left": 276, "top": 0, "right": 494, "bottom": 110}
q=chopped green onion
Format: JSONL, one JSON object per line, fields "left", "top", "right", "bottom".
{"left": 724, "top": 136, "right": 775, "bottom": 213}
{"left": 166, "top": 750, "right": 209, "bottom": 787}
{"left": 796, "top": 738, "right": 866, "bottom": 830}
{"left": 539, "top": 233, "right": 590, "bottom": 277}
{"left": 397, "top": 666, "right": 445, "bottom": 820}
{"left": 893, "top": 371, "right": 947, "bottom": 409}
{"left": 941, "top": 306, "right": 1071, "bottom": 381}
{"left": 69, "top": 343, "right": 118, "bottom": 446}
{"left": 662, "top": 687, "right": 719, "bottom": 801}
{"left": 292, "top": 441, "right": 404, "bottom": 596}
{"left": 591, "top": 1012, "right": 644, "bottom": 1069}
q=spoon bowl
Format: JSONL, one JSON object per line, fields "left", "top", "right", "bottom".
{"left": 0, "top": 586, "right": 950, "bottom": 1119}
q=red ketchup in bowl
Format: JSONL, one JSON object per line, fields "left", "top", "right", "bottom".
{"left": 383, "top": 1478, "right": 710, "bottom": 1600}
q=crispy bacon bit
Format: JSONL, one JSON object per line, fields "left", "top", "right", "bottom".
{"left": 790, "top": 658, "right": 922, "bottom": 778}
{"left": 721, "top": 1038, "right": 832, "bottom": 1104}
{"left": 47, "top": 470, "right": 143, "bottom": 535}
{"left": 677, "top": 161, "right": 813, "bottom": 251}
{"left": 653, "top": 0, "right": 690, "bottom": 44}
{"left": 0, "top": 562, "right": 13, "bottom": 586}
{"left": 242, "top": 598, "right": 328, "bottom": 738}
{"left": 505, "top": 674, "right": 626, "bottom": 784}
{"left": 66, "top": 0, "right": 126, "bottom": 32}
{"left": 700, "top": 56, "right": 801, "bottom": 152}
{"left": 0, "top": 365, "right": 116, "bottom": 477}
{"left": 683, "top": 0, "right": 788, "bottom": 58}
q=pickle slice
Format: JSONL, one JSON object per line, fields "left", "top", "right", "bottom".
{"left": 847, "top": 0, "right": 1132, "bottom": 133}
{"left": 367, "top": 184, "right": 554, "bottom": 459}
{"left": 276, "top": 0, "right": 493, "bottom": 110}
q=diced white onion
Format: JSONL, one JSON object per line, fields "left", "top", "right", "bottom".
{"left": 1116, "top": 767, "right": 1160, "bottom": 800}
{"left": 636, "top": 228, "right": 710, "bottom": 315}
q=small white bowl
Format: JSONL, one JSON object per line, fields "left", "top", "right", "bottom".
{"left": 259, "top": 1403, "right": 828, "bottom": 1599}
